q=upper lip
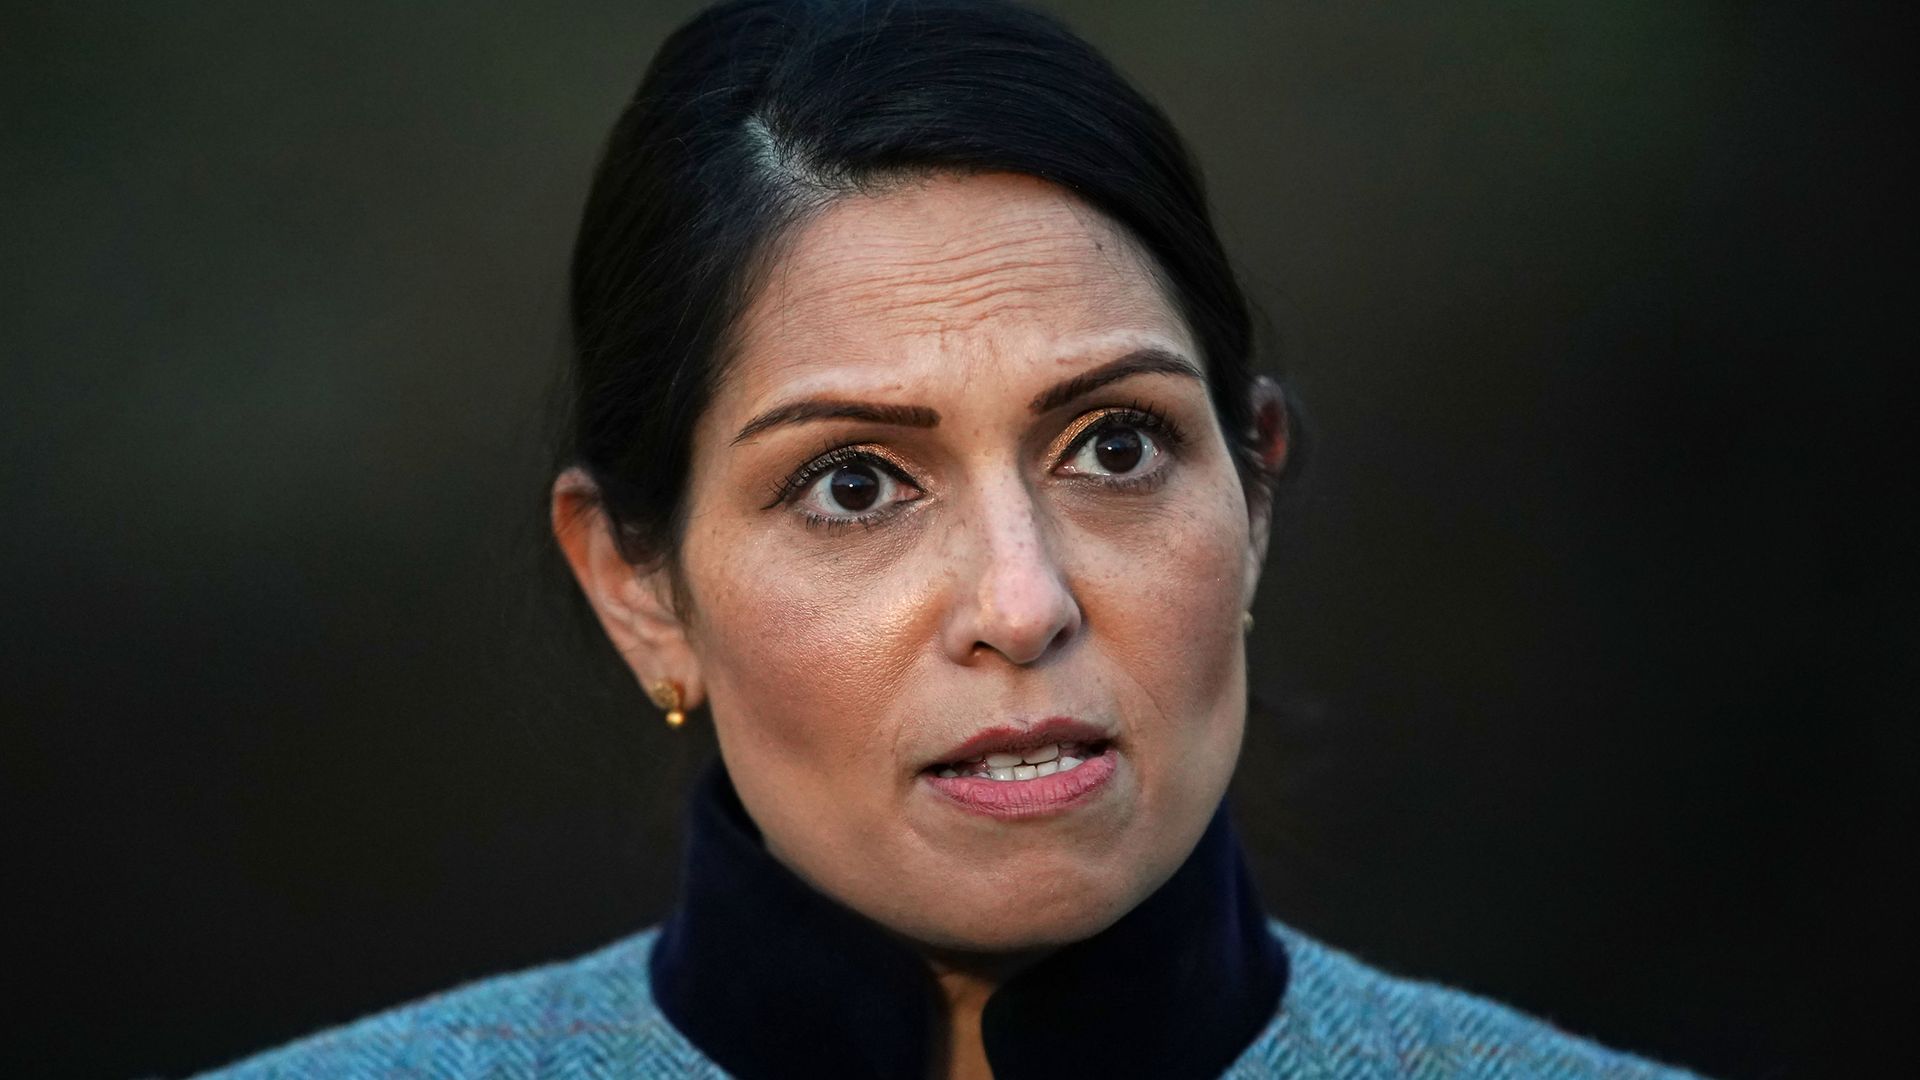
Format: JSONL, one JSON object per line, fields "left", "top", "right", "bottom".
{"left": 925, "top": 716, "right": 1112, "bottom": 770}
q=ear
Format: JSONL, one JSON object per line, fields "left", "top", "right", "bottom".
{"left": 1240, "top": 375, "right": 1291, "bottom": 609}
{"left": 550, "top": 467, "right": 704, "bottom": 712}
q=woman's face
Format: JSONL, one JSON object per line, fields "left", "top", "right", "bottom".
{"left": 656, "top": 173, "right": 1272, "bottom": 951}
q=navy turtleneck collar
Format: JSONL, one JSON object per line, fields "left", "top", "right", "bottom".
{"left": 650, "top": 762, "right": 1288, "bottom": 1079}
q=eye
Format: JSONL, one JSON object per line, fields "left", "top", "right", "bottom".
{"left": 791, "top": 451, "right": 920, "bottom": 525}
{"left": 1058, "top": 412, "right": 1171, "bottom": 480}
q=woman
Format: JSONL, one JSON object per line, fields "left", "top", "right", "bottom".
{"left": 204, "top": 1, "right": 1703, "bottom": 1077}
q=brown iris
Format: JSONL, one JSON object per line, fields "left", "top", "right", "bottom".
{"left": 1094, "top": 428, "right": 1144, "bottom": 473}
{"left": 827, "top": 463, "right": 881, "bottom": 511}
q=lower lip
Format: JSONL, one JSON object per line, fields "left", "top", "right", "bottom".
{"left": 920, "top": 749, "right": 1120, "bottom": 820}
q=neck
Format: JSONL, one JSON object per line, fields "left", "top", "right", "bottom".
{"left": 923, "top": 947, "right": 1048, "bottom": 1080}
{"left": 650, "top": 761, "right": 1289, "bottom": 1080}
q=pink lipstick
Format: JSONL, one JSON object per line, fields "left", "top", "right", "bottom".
{"left": 920, "top": 717, "right": 1119, "bottom": 820}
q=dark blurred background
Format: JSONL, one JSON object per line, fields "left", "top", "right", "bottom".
{"left": 3, "top": 2, "right": 1911, "bottom": 1077}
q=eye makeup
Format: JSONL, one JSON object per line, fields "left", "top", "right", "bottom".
{"left": 1049, "top": 400, "right": 1186, "bottom": 487}
{"left": 760, "top": 441, "right": 920, "bottom": 511}
{"left": 764, "top": 398, "right": 1190, "bottom": 532}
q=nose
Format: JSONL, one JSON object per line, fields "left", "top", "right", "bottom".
{"left": 941, "top": 476, "right": 1082, "bottom": 666}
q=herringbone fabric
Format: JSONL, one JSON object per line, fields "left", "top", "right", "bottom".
{"left": 1232, "top": 924, "right": 1699, "bottom": 1079}
{"left": 198, "top": 922, "right": 1701, "bottom": 1078}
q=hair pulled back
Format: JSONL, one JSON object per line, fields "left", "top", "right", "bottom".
{"left": 561, "top": 0, "right": 1285, "bottom": 573}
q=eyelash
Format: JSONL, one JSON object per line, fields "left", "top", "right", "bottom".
{"left": 764, "top": 401, "right": 1188, "bottom": 533}
{"left": 760, "top": 444, "right": 918, "bottom": 523}
{"left": 1070, "top": 401, "right": 1187, "bottom": 494}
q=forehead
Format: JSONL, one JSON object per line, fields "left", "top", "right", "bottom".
{"left": 717, "top": 172, "right": 1191, "bottom": 410}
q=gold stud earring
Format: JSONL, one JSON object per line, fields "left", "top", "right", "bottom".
{"left": 647, "top": 678, "right": 685, "bottom": 728}
{"left": 1242, "top": 611, "right": 1255, "bottom": 634}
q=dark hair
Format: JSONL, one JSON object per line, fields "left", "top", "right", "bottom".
{"left": 558, "top": 0, "right": 1294, "bottom": 589}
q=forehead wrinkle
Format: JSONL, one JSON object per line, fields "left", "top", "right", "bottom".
{"left": 777, "top": 185, "right": 1149, "bottom": 311}
{"left": 861, "top": 208, "right": 1061, "bottom": 274}
{"left": 795, "top": 239, "right": 1100, "bottom": 324}
{"left": 718, "top": 175, "right": 1192, "bottom": 424}
{"left": 779, "top": 252, "right": 1171, "bottom": 349}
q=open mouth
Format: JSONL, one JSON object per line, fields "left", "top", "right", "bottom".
{"left": 925, "top": 739, "right": 1113, "bottom": 782}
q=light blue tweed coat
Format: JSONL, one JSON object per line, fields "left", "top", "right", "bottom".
{"left": 200, "top": 921, "right": 1704, "bottom": 1078}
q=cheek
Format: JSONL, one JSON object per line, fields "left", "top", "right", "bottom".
{"left": 688, "top": 531, "right": 925, "bottom": 766}
{"left": 1083, "top": 480, "right": 1250, "bottom": 738}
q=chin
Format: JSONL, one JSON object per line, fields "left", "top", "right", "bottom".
{"left": 885, "top": 861, "right": 1148, "bottom": 954}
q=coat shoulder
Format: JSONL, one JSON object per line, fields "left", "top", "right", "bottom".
{"left": 1225, "top": 920, "right": 1707, "bottom": 1079}
{"left": 194, "top": 928, "right": 724, "bottom": 1079}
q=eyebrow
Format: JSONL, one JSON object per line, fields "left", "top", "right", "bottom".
{"left": 1027, "top": 347, "right": 1203, "bottom": 413}
{"left": 730, "top": 347, "right": 1202, "bottom": 446}
{"left": 731, "top": 401, "right": 941, "bottom": 445}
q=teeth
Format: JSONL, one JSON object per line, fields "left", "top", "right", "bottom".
{"left": 934, "top": 744, "right": 1101, "bottom": 782}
